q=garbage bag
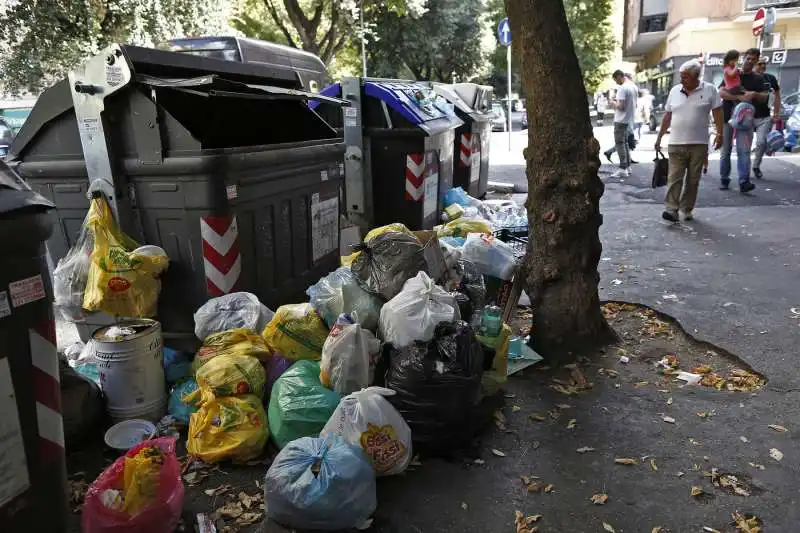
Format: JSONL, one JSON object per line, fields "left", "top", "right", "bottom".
{"left": 443, "top": 187, "right": 472, "bottom": 208}
{"left": 83, "top": 196, "right": 169, "bottom": 318}
{"left": 192, "top": 328, "right": 270, "bottom": 372}
{"left": 264, "top": 435, "right": 377, "bottom": 531}
{"left": 187, "top": 394, "right": 268, "bottom": 463}
{"left": 82, "top": 437, "right": 183, "bottom": 533}
{"left": 193, "top": 292, "right": 274, "bottom": 341}
{"left": 59, "top": 356, "right": 102, "bottom": 450}
{"left": 461, "top": 233, "right": 517, "bottom": 280}
{"left": 168, "top": 378, "right": 200, "bottom": 426}
{"left": 53, "top": 209, "right": 95, "bottom": 322}
{"left": 320, "top": 314, "right": 381, "bottom": 395}
{"left": 351, "top": 231, "right": 428, "bottom": 301}
{"left": 457, "top": 260, "right": 487, "bottom": 310}
{"left": 321, "top": 387, "right": 412, "bottom": 476}
{"left": 384, "top": 321, "right": 485, "bottom": 454}
{"left": 188, "top": 354, "right": 266, "bottom": 404}
{"left": 478, "top": 324, "right": 512, "bottom": 397}
{"left": 163, "top": 347, "right": 191, "bottom": 385}
{"left": 263, "top": 353, "right": 293, "bottom": 399}
{"left": 262, "top": 303, "right": 329, "bottom": 361}
{"left": 379, "top": 271, "right": 459, "bottom": 348}
{"left": 306, "top": 267, "right": 383, "bottom": 332}
{"left": 269, "top": 360, "right": 341, "bottom": 449}
{"left": 437, "top": 217, "right": 492, "bottom": 238}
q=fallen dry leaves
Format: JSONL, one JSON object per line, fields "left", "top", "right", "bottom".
{"left": 691, "top": 485, "right": 705, "bottom": 497}
{"left": 698, "top": 368, "right": 764, "bottom": 392}
{"left": 549, "top": 367, "right": 592, "bottom": 396}
{"left": 589, "top": 493, "right": 609, "bottom": 505}
{"left": 214, "top": 491, "right": 266, "bottom": 532}
{"left": 704, "top": 468, "right": 750, "bottom": 496}
{"left": 650, "top": 459, "right": 658, "bottom": 471}
{"left": 732, "top": 511, "right": 762, "bottom": 533}
{"left": 529, "top": 413, "right": 547, "bottom": 422}
{"left": 67, "top": 477, "right": 89, "bottom": 513}
{"left": 514, "top": 510, "right": 541, "bottom": 533}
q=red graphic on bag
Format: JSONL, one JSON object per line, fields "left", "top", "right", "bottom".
{"left": 360, "top": 423, "right": 407, "bottom": 473}
{"left": 107, "top": 276, "right": 131, "bottom": 292}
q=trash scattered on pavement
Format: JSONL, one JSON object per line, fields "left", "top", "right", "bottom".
{"left": 691, "top": 485, "right": 705, "bottom": 497}
{"left": 770, "top": 448, "right": 784, "bottom": 461}
{"left": 732, "top": 511, "right": 762, "bottom": 533}
{"left": 603, "top": 522, "right": 616, "bottom": 532}
{"left": 615, "top": 457, "right": 638, "bottom": 465}
{"left": 768, "top": 424, "right": 788, "bottom": 433}
{"left": 576, "top": 447, "right": 595, "bottom": 453}
{"left": 590, "top": 493, "right": 609, "bottom": 505}
{"left": 514, "top": 510, "right": 541, "bottom": 533}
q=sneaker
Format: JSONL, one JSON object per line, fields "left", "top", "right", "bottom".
{"left": 604, "top": 150, "right": 613, "bottom": 163}
{"left": 683, "top": 212, "right": 694, "bottom": 221}
{"left": 662, "top": 210, "right": 679, "bottom": 223}
{"left": 740, "top": 181, "right": 756, "bottom": 193}
{"left": 719, "top": 181, "right": 730, "bottom": 190}
{"left": 611, "top": 169, "right": 630, "bottom": 178}
{"left": 630, "top": 159, "right": 639, "bottom": 164}
{"left": 753, "top": 167, "right": 763, "bottom": 179}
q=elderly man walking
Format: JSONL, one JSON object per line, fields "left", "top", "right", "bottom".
{"left": 655, "top": 59, "right": 724, "bottom": 222}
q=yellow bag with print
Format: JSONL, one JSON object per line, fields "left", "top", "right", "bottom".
{"left": 262, "top": 303, "right": 329, "bottom": 361}
{"left": 436, "top": 217, "right": 492, "bottom": 238}
{"left": 477, "top": 323, "right": 511, "bottom": 397}
{"left": 187, "top": 354, "right": 266, "bottom": 405}
{"left": 83, "top": 197, "right": 169, "bottom": 317}
{"left": 192, "top": 328, "right": 270, "bottom": 373}
{"left": 343, "top": 223, "right": 417, "bottom": 266}
{"left": 187, "top": 394, "right": 268, "bottom": 463}
{"left": 121, "top": 443, "right": 165, "bottom": 515}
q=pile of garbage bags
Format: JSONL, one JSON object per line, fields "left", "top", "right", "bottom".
{"left": 442, "top": 186, "right": 528, "bottom": 231}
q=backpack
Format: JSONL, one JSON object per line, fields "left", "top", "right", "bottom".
{"left": 729, "top": 102, "right": 755, "bottom": 130}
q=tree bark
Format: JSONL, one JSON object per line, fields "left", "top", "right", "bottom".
{"left": 504, "top": 0, "right": 614, "bottom": 360}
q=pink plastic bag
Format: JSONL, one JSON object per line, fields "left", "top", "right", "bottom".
{"left": 82, "top": 437, "right": 184, "bottom": 533}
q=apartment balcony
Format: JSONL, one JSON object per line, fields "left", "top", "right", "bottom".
{"left": 623, "top": 0, "right": 668, "bottom": 60}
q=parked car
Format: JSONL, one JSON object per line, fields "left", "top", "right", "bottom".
{"left": 0, "top": 118, "right": 14, "bottom": 159}
{"left": 521, "top": 111, "right": 528, "bottom": 129}
{"left": 491, "top": 102, "right": 507, "bottom": 132}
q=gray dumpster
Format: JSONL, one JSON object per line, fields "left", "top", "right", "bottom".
{"left": 8, "top": 43, "right": 348, "bottom": 342}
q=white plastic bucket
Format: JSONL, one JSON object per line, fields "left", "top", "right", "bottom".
{"left": 93, "top": 319, "right": 167, "bottom": 423}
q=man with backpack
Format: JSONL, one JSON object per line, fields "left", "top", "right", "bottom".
{"left": 718, "top": 48, "right": 768, "bottom": 193}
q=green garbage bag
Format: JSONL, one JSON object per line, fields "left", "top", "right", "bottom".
{"left": 268, "top": 360, "right": 341, "bottom": 449}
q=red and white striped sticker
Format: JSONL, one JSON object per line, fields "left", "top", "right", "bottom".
{"left": 405, "top": 153, "right": 426, "bottom": 201}
{"left": 29, "top": 319, "right": 64, "bottom": 465}
{"left": 201, "top": 215, "right": 242, "bottom": 297}
{"left": 459, "top": 133, "right": 472, "bottom": 168}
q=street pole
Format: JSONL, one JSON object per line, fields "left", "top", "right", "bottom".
{"left": 507, "top": 44, "right": 512, "bottom": 150}
{"left": 360, "top": 0, "right": 367, "bottom": 77}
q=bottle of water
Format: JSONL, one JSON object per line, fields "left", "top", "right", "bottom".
{"left": 481, "top": 303, "right": 502, "bottom": 337}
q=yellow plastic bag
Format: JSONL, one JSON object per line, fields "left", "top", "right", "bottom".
{"left": 478, "top": 323, "right": 511, "bottom": 397}
{"left": 341, "top": 252, "right": 359, "bottom": 267}
{"left": 187, "top": 394, "right": 268, "bottom": 463}
{"left": 83, "top": 197, "right": 169, "bottom": 317}
{"left": 262, "top": 303, "right": 329, "bottom": 361}
{"left": 193, "top": 328, "right": 270, "bottom": 373}
{"left": 436, "top": 217, "right": 492, "bottom": 238}
{"left": 343, "top": 224, "right": 417, "bottom": 266}
{"left": 188, "top": 354, "right": 266, "bottom": 405}
{"left": 121, "top": 445, "right": 165, "bottom": 515}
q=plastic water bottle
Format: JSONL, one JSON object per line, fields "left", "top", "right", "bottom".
{"left": 507, "top": 336, "right": 522, "bottom": 360}
{"left": 481, "top": 304, "right": 502, "bottom": 337}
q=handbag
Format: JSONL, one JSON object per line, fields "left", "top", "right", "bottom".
{"left": 651, "top": 149, "right": 668, "bottom": 188}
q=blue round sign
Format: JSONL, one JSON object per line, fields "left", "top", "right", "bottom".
{"left": 497, "top": 18, "right": 511, "bottom": 47}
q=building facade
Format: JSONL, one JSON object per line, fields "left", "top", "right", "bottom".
{"left": 624, "top": 0, "right": 800, "bottom": 104}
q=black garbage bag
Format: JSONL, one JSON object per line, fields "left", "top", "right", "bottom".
{"left": 59, "top": 356, "right": 103, "bottom": 449}
{"left": 351, "top": 231, "right": 428, "bottom": 301}
{"left": 452, "top": 292, "right": 472, "bottom": 324}
{"left": 456, "top": 260, "right": 486, "bottom": 312}
{"left": 384, "top": 321, "right": 484, "bottom": 455}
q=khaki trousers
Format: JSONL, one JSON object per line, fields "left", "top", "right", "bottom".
{"left": 665, "top": 144, "right": 708, "bottom": 214}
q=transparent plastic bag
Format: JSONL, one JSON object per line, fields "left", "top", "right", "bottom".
{"left": 320, "top": 314, "right": 381, "bottom": 395}
{"left": 53, "top": 211, "right": 95, "bottom": 322}
{"left": 461, "top": 233, "right": 517, "bottom": 280}
{"left": 321, "top": 387, "right": 412, "bottom": 476}
{"left": 82, "top": 437, "right": 183, "bottom": 533}
{"left": 193, "top": 292, "right": 274, "bottom": 341}
{"left": 264, "top": 434, "right": 377, "bottom": 531}
{"left": 379, "top": 271, "right": 459, "bottom": 348}
{"left": 306, "top": 267, "right": 383, "bottom": 332}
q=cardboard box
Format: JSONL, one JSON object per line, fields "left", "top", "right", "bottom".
{"left": 413, "top": 230, "right": 448, "bottom": 283}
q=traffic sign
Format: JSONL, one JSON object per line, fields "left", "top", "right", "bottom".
{"left": 764, "top": 7, "right": 777, "bottom": 34}
{"left": 753, "top": 7, "right": 766, "bottom": 36}
{"left": 497, "top": 18, "right": 511, "bottom": 47}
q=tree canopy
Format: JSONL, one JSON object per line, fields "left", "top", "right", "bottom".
{"left": 0, "top": 0, "right": 232, "bottom": 95}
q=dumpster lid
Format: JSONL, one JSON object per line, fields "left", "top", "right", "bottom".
{"left": 364, "top": 80, "right": 463, "bottom": 135}
{"left": 432, "top": 83, "right": 490, "bottom": 122}
{"left": 0, "top": 161, "right": 54, "bottom": 216}
{"left": 451, "top": 83, "right": 493, "bottom": 114}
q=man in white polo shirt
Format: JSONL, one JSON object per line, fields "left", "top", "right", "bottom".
{"left": 655, "top": 59, "right": 724, "bottom": 222}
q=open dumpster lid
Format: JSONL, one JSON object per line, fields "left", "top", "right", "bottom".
{"left": 451, "top": 83, "right": 493, "bottom": 115}
{"left": 432, "top": 83, "right": 490, "bottom": 122}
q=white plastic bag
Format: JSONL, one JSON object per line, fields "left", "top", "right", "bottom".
{"left": 379, "top": 271, "right": 459, "bottom": 348}
{"left": 193, "top": 292, "right": 274, "bottom": 341}
{"left": 321, "top": 387, "right": 412, "bottom": 476}
{"left": 461, "top": 233, "right": 517, "bottom": 280}
{"left": 320, "top": 314, "right": 380, "bottom": 394}
{"left": 306, "top": 267, "right": 382, "bottom": 332}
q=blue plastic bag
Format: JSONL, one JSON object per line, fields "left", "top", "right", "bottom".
{"left": 168, "top": 378, "right": 200, "bottom": 425}
{"left": 443, "top": 187, "right": 470, "bottom": 208}
{"left": 163, "top": 347, "right": 192, "bottom": 384}
{"left": 264, "top": 435, "right": 377, "bottom": 531}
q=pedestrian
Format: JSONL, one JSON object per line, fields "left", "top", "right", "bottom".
{"left": 753, "top": 56, "right": 782, "bottom": 177}
{"left": 604, "top": 70, "right": 638, "bottom": 177}
{"left": 718, "top": 47, "right": 768, "bottom": 192}
{"left": 654, "top": 59, "right": 723, "bottom": 222}
{"left": 722, "top": 49, "right": 742, "bottom": 95}
{"left": 637, "top": 88, "right": 654, "bottom": 138}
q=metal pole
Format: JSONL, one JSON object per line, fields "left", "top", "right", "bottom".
{"left": 360, "top": 0, "right": 367, "bottom": 77}
{"left": 507, "top": 44, "right": 512, "bottom": 150}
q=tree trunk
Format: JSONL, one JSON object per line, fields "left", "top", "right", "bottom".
{"left": 504, "top": 0, "right": 614, "bottom": 360}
